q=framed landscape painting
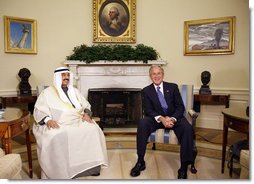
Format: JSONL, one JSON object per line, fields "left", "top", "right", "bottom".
{"left": 93, "top": 0, "right": 136, "bottom": 43}
{"left": 184, "top": 16, "right": 235, "bottom": 56}
{"left": 4, "top": 16, "right": 37, "bottom": 54}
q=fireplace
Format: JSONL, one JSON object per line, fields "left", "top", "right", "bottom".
{"left": 88, "top": 88, "right": 142, "bottom": 128}
{"left": 64, "top": 60, "right": 166, "bottom": 129}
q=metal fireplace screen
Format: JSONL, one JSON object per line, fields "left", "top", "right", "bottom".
{"left": 88, "top": 88, "right": 142, "bottom": 128}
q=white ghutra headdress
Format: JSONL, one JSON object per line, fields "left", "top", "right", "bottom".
{"left": 53, "top": 67, "right": 81, "bottom": 110}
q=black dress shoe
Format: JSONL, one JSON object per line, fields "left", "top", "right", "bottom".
{"left": 130, "top": 162, "right": 146, "bottom": 177}
{"left": 178, "top": 169, "right": 187, "bottom": 179}
{"left": 91, "top": 173, "right": 100, "bottom": 176}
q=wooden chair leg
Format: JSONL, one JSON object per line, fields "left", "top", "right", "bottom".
{"left": 152, "top": 143, "right": 156, "bottom": 150}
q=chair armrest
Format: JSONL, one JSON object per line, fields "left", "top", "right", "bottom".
{"left": 92, "top": 117, "right": 103, "bottom": 130}
{"left": 0, "top": 148, "right": 5, "bottom": 158}
{"left": 240, "top": 149, "right": 249, "bottom": 179}
{"left": 188, "top": 109, "right": 198, "bottom": 119}
{"left": 188, "top": 109, "right": 198, "bottom": 131}
{"left": 92, "top": 116, "right": 100, "bottom": 123}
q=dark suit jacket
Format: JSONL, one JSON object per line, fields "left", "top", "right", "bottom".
{"left": 142, "top": 81, "right": 185, "bottom": 121}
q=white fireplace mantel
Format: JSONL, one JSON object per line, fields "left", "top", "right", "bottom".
{"left": 64, "top": 60, "right": 167, "bottom": 98}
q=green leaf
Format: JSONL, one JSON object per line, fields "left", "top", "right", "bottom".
{"left": 66, "top": 44, "right": 160, "bottom": 63}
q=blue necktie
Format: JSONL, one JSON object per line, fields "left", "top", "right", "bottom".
{"left": 156, "top": 86, "right": 168, "bottom": 113}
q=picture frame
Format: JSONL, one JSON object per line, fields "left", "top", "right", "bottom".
{"left": 4, "top": 16, "right": 37, "bottom": 54}
{"left": 93, "top": 0, "right": 136, "bottom": 43}
{"left": 184, "top": 16, "right": 235, "bottom": 56}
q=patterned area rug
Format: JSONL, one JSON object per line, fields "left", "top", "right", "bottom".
{"left": 9, "top": 127, "right": 245, "bottom": 180}
{"left": 19, "top": 149, "right": 239, "bottom": 180}
{"left": 195, "top": 128, "right": 247, "bottom": 145}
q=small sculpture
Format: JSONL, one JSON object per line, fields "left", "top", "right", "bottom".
{"left": 18, "top": 68, "right": 32, "bottom": 96}
{"left": 199, "top": 71, "right": 211, "bottom": 95}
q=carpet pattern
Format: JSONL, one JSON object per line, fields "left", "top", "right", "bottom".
{"left": 20, "top": 149, "right": 239, "bottom": 180}
{"left": 8, "top": 127, "right": 246, "bottom": 180}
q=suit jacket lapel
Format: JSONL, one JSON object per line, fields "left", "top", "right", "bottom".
{"left": 163, "top": 82, "right": 170, "bottom": 105}
{"left": 149, "top": 84, "right": 161, "bottom": 108}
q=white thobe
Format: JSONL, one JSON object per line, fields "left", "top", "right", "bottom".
{"left": 33, "top": 86, "right": 108, "bottom": 179}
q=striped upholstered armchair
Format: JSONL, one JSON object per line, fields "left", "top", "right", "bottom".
{"left": 148, "top": 84, "right": 198, "bottom": 173}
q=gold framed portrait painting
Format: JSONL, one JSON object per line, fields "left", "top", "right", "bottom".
{"left": 93, "top": 0, "right": 136, "bottom": 43}
{"left": 184, "top": 16, "right": 235, "bottom": 56}
{"left": 4, "top": 16, "right": 37, "bottom": 54}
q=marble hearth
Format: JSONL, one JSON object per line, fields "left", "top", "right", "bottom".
{"left": 64, "top": 60, "right": 166, "bottom": 98}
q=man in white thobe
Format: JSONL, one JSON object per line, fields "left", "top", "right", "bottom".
{"left": 33, "top": 67, "right": 108, "bottom": 179}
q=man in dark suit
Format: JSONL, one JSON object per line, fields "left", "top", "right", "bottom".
{"left": 130, "top": 65, "right": 194, "bottom": 179}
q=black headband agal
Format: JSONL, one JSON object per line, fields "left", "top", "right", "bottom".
{"left": 54, "top": 68, "right": 70, "bottom": 73}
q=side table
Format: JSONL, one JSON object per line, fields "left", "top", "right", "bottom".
{"left": 0, "top": 95, "right": 37, "bottom": 114}
{"left": 221, "top": 107, "right": 249, "bottom": 174}
{"left": 0, "top": 108, "right": 33, "bottom": 178}
{"left": 194, "top": 94, "right": 230, "bottom": 112}
{"left": 0, "top": 124, "right": 8, "bottom": 139}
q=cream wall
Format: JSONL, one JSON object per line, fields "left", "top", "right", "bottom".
{"left": 0, "top": 0, "right": 249, "bottom": 128}
{"left": 0, "top": 0, "right": 249, "bottom": 93}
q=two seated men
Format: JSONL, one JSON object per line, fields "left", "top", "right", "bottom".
{"left": 33, "top": 66, "right": 194, "bottom": 179}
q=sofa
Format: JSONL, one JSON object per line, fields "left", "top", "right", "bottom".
{"left": 0, "top": 148, "right": 22, "bottom": 179}
{"left": 240, "top": 149, "right": 249, "bottom": 179}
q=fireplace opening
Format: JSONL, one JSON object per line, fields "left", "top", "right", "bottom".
{"left": 88, "top": 88, "right": 142, "bottom": 128}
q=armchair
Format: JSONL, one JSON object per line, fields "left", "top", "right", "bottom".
{"left": 0, "top": 124, "right": 22, "bottom": 179}
{"left": 148, "top": 84, "right": 198, "bottom": 173}
{"left": 0, "top": 148, "right": 22, "bottom": 179}
{"left": 240, "top": 149, "right": 249, "bottom": 179}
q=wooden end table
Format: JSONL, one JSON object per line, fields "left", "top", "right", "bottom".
{"left": 0, "top": 107, "right": 33, "bottom": 178}
{"left": 221, "top": 107, "right": 249, "bottom": 174}
{"left": 0, "top": 94, "right": 37, "bottom": 114}
{"left": 194, "top": 94, "right": 230, "bottom": 112}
